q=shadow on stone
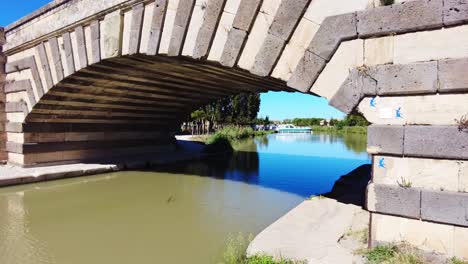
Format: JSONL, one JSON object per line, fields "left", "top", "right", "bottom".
{"left": 324, "top": 164, "right": 372, "bottom": 206}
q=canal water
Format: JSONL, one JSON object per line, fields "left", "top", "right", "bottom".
{"left": 0, "top": 133, "right": 370, "bottom": 264}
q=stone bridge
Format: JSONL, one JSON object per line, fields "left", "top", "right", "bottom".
{"left": 0, "top": 0, "right": 467, "bottom": 259}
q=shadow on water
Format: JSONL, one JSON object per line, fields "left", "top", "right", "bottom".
{"left": 155, "top": 133, "right": 370, "bottom": 198}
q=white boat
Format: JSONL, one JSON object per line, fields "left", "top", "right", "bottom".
{"left": 276, "top": 124, "right": 312, "bottom": 133}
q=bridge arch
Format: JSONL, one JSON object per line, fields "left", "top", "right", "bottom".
{"left": 1, "top": 0, "right": 468, "bottom": 259}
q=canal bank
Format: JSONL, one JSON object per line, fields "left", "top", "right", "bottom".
{"left": 0, "top": 133, "right": 371, "bottom": 263}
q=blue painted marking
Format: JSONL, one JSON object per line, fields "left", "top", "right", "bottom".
{"left": 396, "top": 107, "right": 403, "bottom": 118}
{"left": 378, "top": 158, "right": 385, "bottom": 168}
{"left": 370, "top": 97, "right": 377, "bottom": 107}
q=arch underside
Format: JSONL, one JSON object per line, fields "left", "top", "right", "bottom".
{"left": 6, "top": 55, "right": 291, "bottom": 166}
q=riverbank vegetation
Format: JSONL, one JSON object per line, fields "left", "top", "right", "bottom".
{"left": 221, "top": 233, "right": 304, "bottom": 264}
{"left": 203, "top": 127, "right": 273, "bottom": 153}
{"left": 358, "top": 243, "right": 466, "bottom": 264}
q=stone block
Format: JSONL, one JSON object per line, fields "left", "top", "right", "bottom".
{"left": 439, "top": 58, "right": 468, "bottom": 93}
{"left": 304, "top": 0, "right": 370, "bottom": 25}
{"left": 311, "top": 39, "right": 364, "bottom": 99}
{"left": 364, "top": 36, "right": 394, "bottom": 66}
{"left": 168, "top": 0, "right": 195, "bottom": 56}
{"left": 269, "top": 0, "right": 309, "bottom": 41}
{"left": 444, "top": 0, "right": 468, "bottom": 26}
{"left": 220, "top": 28, "right": 246, "bottom": 67}
{"left": 192, "top": 0, "right": 224, "bottom": 59}
{"left": 421, "top": 190, "right": 468, "bottom": 226}
{"left": 329, "top": 68, "right": 377, "bottom": 114}
{"left": 128, "top": 3, "right": 145, "bottom": 55}
{"left": 373, "top": 156, "right": 461, "bottom": 192}
{"left": 460, "top": 161, "right": 468, "bottom": 193}
{"left": 308, "top": 12, "right": 357, "bottom": 61}
{"left": 232, "top": 0, "right": 262, "bottom": 31}
{"left": 359, "top": 94, "right": 468, "bottom": 126}
{"left": 101, "top": 11, "right": 123, "bottom": 60}
{"left": 367, "top": 183, "right": 421, "bottom": 219}
{"left": 357, "top": 0, "right": 443, "bottom": 38}
{"left": 394, "top": 25, "right": 468, "bottom": 64}
{"left": 271, "top": 18, "right": 320, "bottom": 81}
{"left": 404, "top": 126, "right": 468, "bottom": 160}
{"left": 454, "top": 226, "right": 468, "bottom": 259}
{"left": 250, "top": 34, "right": 285, "bottom": 76}
{"left": 371, "top": 213, "right": 455, "bottom": 255}
{"left": 0, "top": 27, "right": 4, "bottom": 46}
{"left": 286, "top": 51, "right": 326, "bottom": 93}
{"left": 374, "top": 62, "right": 438, "bottom": 95}
{"left": 367, "top": 125, "right": 404, "bottom": 155}
{"left": 145, "top": 0, "right": 167, "bottom": 55}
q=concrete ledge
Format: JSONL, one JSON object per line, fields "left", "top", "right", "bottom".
{"left": 404, "top": 126, "right": 468, "bottom": 160}
{"left": 421, "top": 190, "right": 468, "bottom": 227}
{"left": 367, "top": 183, "right": 421, "bottom": 219}
{"left": 367, "top": 125, "right": 404, "bottom": 155}
{"left": 357, "top": 0, "right": 443, "bottom": 38}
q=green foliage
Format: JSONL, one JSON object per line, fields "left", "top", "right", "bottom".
{"left": 397, "top": 177, "right": 412, "bottom": 188}
{"left": 451, "top": 257, "right": 468, "bottom": 264}
{"left": 366, "top": 245, "right": 398, "bottom": 263}
{"left": 221, "top": 233, "right": 304, "bottom": 264}
{"left": 311, "top": 126, "right": 367, "bottom": 135}
{"left": 363, "top": 244, "right": 425, "bottom": 264}
{"left": 204, "top": 133, "right": 233, "bottom": 154}
{"left": 290, "top": 118, "right": 324, "bottom": 127}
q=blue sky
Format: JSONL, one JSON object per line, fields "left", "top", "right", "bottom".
{"left": 1, "top": 0, "right": 345, "bottom": 121}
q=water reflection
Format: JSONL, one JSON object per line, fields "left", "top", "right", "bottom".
{"left": 158, "top": 133, "right": 370, "bottom": 197}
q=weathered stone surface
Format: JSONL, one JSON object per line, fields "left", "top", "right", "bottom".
{"left": 359, "top": 94, "right": 468, "bottom": 126}
{"left": 193, "top": 0, "right": 225, "bottom": 59}
{"left": 357, "top": 0, "right": 443, "bottom": 38}
{"left": 367, "top": 183, "right": 421, "bottom": 219}
{"left": 0, "top": 27, "right": 5, "bottom": 46}
{"left": 5, "top": 122, "right": 24, "bottom": 133}
{"left": 460, "top": 161, "right": 468, "bottom": 193}
{"left": 394, "top": 24, "right": 468, "bottom": 64}
{"left": 168, "top": 0, "right": 196, "bottom": 56}
{"left": 421, "top": 190, "right": 468, "bottom": 226}
{"left": 404, "top": 126, "right": 468, "bottom": 159}
{"left": 128, "top": 3, "right": 145, "bottom": 55}
{"left": 4, "top": 80, "right": 30, "bottom": 93}
{"left": 439, "top": 58, "right": 468, "bottom": 92}
{"left": 287, "top": 51, "right": 326, "bottom": 92}
{"left": 250, "top": 34, "right": 285, "bottom": 76}
{"left": 269, "top": 0, "right": 309, "bottom": 41}
{"left": 74, "top": 26, "right": 88, "bottom": 69}
{"left": 373, "top": 156, "right": 462, "bottom": 192}
{"left": 35, "top": 43, "right": 53, "bottom": 90}
{"left": 232, "top": 0, "right": 262, "bottom": 31}
{"left": 308, "top": 12, "right": 357, "bottom": 61}
{"left": 146, "top": 0, "right": 168, "bottom": 55}
{"left": 454, "top": 226, "right": 468, "bottom": 259}
{"left": 367, "top": 125, "right": 404, "bottom": 155}
{"left": 329, "top": 68, "right": 377, "bottom": 114}
{"left": 220, "top": 28, "right": 247, "bottom": 67}
{"left": 311, "top": 39, "right": 364, "bottom": 100}
{"left": 364, "top": 36, "right": 394, "bottom": 66}
{"left": 62, "top": 32, "right": 76, "bottom": 75}
{"left": 101, "top": 10, "right": 123, "bottom": 60}
{"left": 444, "top": 0, "right": 468, "bottom": 26}
{"left": 371, "top": 213, "right": 455, "bottom": 255}
{"left": 47, "top": 37, "right": 64, "bottom": 82}
{"left": 374, "top": 62, "right": 438, "bottom": 95}
{"left": 6, "top": 56, "right": 43, "bottom": 101}
{"left": 5, "top": 102, "right": 27, "bottom": 114}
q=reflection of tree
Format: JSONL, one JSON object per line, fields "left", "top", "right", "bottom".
{"left": 256, "top": 136, "right": 269, "bottom": 149}
{"left": 342, "top": 133, "right": 367, "bottom": 154}
{"left": 155, "top": 149, "right": 260, "bottom": 184}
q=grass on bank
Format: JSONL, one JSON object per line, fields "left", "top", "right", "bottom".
{"left": 221, "top": 233, "right": 304, "bottom": 264}
{"left": 311, "top": 125, "right": 367, "bottom": 135}
{"left": 204, "top": 127, "right": 273, "bottom": 153}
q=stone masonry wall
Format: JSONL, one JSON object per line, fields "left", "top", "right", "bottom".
{"left": 0, "top": 27, "right": 6, "bottom": 162}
